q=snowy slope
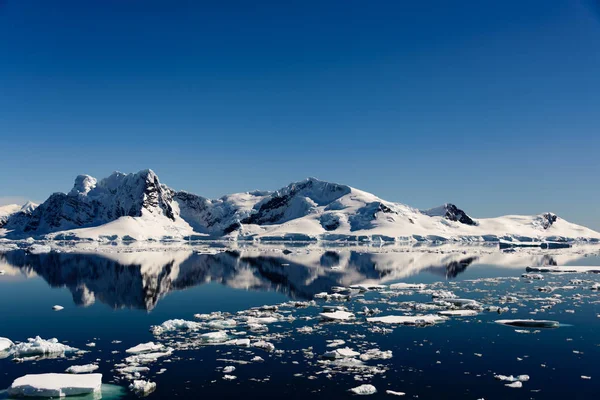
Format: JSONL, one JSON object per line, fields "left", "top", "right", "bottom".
{"left": 1, "top": 170, "right": 598, "bottom": 243}
{"left": 0, "top": 202, "right": 38, "bottom": 228}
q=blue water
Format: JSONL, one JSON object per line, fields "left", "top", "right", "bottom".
{"left": 1, "top": 247, "right": 599, "bottom": 399}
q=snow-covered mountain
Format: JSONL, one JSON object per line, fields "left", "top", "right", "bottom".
{"left": 0, "top": 202, "right": 38, "bottom": 227}
{"left": 1, "top": 169, "right": 598, "bottom": 243}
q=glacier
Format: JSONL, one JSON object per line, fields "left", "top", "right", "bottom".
{"left": 1, "top": 169, "right": 599, "bottom": 244}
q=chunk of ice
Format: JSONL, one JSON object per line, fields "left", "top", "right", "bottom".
{"left": 8, "top": 373, "right": 102, "bottom": 397}
{"left": 349, "top": 384, "right": 377, "bottom": 395}
{"left": 129, "top": 379, "right": 156, "bottom": 396}
{"left": 495, "top": 319, "right": 559, "bottom": 328}
{"left": 367, "top": 315, "right": 445, "bottom": 325}
{"left": 126, "top": 342, "right": 165, "bottom": 354}
{"left": 65, "top": 364, "right": 99, "bottom": 374}
{"left": 13, "top": 336, "right": 79, "bottom": 356}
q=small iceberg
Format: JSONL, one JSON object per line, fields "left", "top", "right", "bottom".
{"left": 319, "top": 310, "right": 355, "bottom": 322}
{"left": 438, "top": 310, "right": 479, "bottom": 317}
{"left": 8, "top": 373, "right": 102, "bottom": 397}
{"left": 12, "top": 336, "right": 80, "bottom": 357}
{"left": 65, "top": 364, "right": 99, "bottom": 374}
{"left": 349, "top": 384, "right": 377, "bottom": 395}
{"left": 0, "top": 337, "right": 14, "bottom": 352}
{"left": 129, "top": 379, "right": 156, "bottom": 396}
{"left": 125, "top": 342, "right": 165, "bottom": 354}
{"left": 495, "top": 319, "right": 559, "bottom": 328}
{"left": 367, "top": 315, "right": 445, "bottom": 326}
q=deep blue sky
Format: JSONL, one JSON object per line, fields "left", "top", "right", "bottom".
{"left": 1, "top": 1, "right": 599, "bottom": 229}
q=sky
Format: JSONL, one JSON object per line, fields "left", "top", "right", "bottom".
{"left": 1, "top": 0, "right": 599, "bottom": 229}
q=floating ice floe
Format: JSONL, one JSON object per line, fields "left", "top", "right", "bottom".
{"left": 65, "top": 364, "right": 99, "bottom": 374}
{"left": 223, "top": 366, "right": 236, "bottom": 373}
{"left": 326, "top": 339, "right": 346, "bottom": 347}
{"left": 225, "top": 338, "right": 251, "bottom": 347}
{"left": 438, "top": 310, "right": 479, "bottom": 317}
{"left": 389, "top": 283, "right": 427, "bottom": 290}
{"left": 494, "top": 374, "right": 529, "bottom": 382}
{"left": 386, "top": 390, "right": 406, "bottom": 396}
{"left": 349, "top": 384, "right": 377, "bottom": 395}
{"left": 0, "top": 337, "right": 14, "bottom": 352}
{"left": 151, "top": 319, "right": 202, "bottom": 335}
{"left": 124, "top": 349, "right": 173, "bottom": 364}
{"left": 129, "top": 379, "right": 156, "bottom": 396}
{"left": 251, "top": 340, "right": 275, "bottom": 352}
{"left": 8, "top": 373, "right": 102, "bottom": 397}
{"left": 223, "top": 375, "right": 237, "bottom": 380}
{"left": 367, "top": 315, "right": 445, "bottom": 326}
{"left": 200, "top": 331, "right": 229, "bottom": 343}
{"left": 359, "top": 348, "right": 393, "bottom": 361}
{"left": 323, "top": 347, "right": 360, "bottom": 359}
{"left": 319, "top": 310, "right": 355, "bottom": 322}
{"left": 52, "top": 305, "right": 64, "bottom": 311}
{"left": 12, "top": 336, "right": 80, "bottom": 357}
{"left": 116, "top": 365, "right": 150, "bottom": 375}
{"left": 126, "top": 342, "right": 165, "bottom": 354}
{"left": 522, "top": 273, "right": 544, "bottom": 280}
{"left": 495, "top": 319, "right": 559, "bottom": 328}
{"left": 206, "top": 319, "right": 237, "bottom": 329}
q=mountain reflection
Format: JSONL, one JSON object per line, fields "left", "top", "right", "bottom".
{"left": 0, "top": 248, "right": 558, "bottom": 311}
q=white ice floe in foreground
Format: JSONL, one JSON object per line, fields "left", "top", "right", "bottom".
{"left": 8, "top": 373, "right": 102, "bottom": 397}
{"left": 52, "top": 305, "right": 64, "bottom": 311}
{"left": 65, "top": 364, "right": 99, "bottom": 374}
{"left": 349, "top": 384, "right": 377, "bottom": 395}
{"left": 12, "top": 336, "right": 80, "bottom": 357}
{"left": 495, "top": 319, "right": 559, "bottom": 328}
{"left": 367, "top": 315, "right": 445, "bottom": 325}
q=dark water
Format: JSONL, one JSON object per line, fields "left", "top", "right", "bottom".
{"left": 1, "top": 246, "right": 599, "bottom": 399}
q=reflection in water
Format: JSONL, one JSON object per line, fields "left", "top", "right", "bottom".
{"left": 0, "top": 248, "right": 563, "bottom": 311}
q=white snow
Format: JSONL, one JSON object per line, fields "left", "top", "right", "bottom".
{"left": 52, "top": 305, "right": 64, "bottom": 311}
{"left": 3, "top": 170, "right": 599, "bottom": 243}
{"left": 8, "top": 373, "right": 102, "bottom": 397}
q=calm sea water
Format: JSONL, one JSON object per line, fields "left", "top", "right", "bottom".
{"left": 1, "top": 246, "right": 599, "bottom": 399}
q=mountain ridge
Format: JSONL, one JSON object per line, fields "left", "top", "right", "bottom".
{"left": 1, "top": 169, "right": 598, "bottom": 244}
